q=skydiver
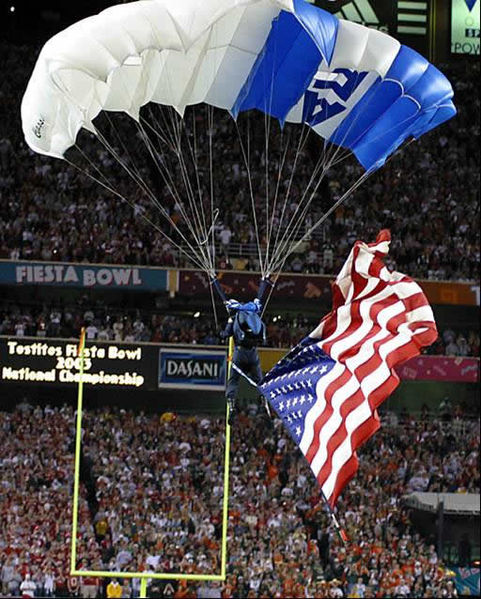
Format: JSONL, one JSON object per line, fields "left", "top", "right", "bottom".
{"left": 213, "top": 278, "right": 273, "bottom": 425}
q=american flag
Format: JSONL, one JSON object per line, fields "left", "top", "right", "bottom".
{"left": 260, "top": 230, "right": 437, "bottom": 507}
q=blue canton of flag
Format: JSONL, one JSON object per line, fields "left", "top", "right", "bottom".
{"left": 260, "top": 337, "right": 336, "bottom": 444}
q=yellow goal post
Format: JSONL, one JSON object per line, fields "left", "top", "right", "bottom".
{"left": 70, "top": 329, "right": 234, "bottom": 597}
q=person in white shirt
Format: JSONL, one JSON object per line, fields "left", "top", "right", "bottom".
{"left": 20, "top": 573, "right": 36, "bottom": 599}
{"left": 43, "top": 569, "right": 55, "bottom": 597}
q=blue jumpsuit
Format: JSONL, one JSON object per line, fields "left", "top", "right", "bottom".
{"left": 221, "top": 299, "right": 266, "bottom": 409}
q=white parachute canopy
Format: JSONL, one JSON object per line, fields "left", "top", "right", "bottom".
{"left": 21, "top": 0, "right": 455, "bottom": 284}
{"left": 22, "top": 0, "right": 293, "bottom": 159}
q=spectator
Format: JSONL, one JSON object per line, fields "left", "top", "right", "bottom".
{"left": 1, "top": 556, "right": 14, "bottom": 596}
{"left": 439, "top": 396, "right": 453, "bottom": 422}
{"left": 106, "top": 579, "right": 123, "bottom": 598}
{"left": 19, "top": 573, "right": 36, "bottom": 599}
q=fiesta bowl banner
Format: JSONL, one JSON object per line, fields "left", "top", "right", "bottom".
{"left": 0, "top": 260, "right": 168, "bottom": 291}
{"left": 158, "top": 348, "right": 226, "bottom": 391}
{"left": 1, "top": 260, "right": 479, "bottom": 306}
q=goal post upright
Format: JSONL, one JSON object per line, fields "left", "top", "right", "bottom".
{"left": 70, "top": 331, "right": 235, "bottom": 596}
{"left": 70, "top": 327, "right": 86, "bottom": 574}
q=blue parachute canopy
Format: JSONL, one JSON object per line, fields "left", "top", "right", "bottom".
{"left": 22, "top": 0, "right": 456, "bottom": 174}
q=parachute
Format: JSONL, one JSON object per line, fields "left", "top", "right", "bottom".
{"left": 21, "top": 0, "right": 456, "bottom": 301}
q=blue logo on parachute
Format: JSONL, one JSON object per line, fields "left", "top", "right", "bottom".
{"left": 302, "top": 68, "right": 368, "bottom": 128}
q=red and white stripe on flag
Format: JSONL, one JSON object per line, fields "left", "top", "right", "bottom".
{"left": 302, "top": 229, "right": 438, "bottom": 506}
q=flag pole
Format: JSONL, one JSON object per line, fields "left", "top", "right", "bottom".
{"left": 319, "top": 489, "right": 348, "bottom": 546}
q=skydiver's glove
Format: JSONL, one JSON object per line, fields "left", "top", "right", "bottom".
{"left": 225, "top": 298, "right": 241, "bottom": 312}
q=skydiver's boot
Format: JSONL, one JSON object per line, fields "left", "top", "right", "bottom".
{"left": 227, "top": 397, "right": 237, "bottom": 426}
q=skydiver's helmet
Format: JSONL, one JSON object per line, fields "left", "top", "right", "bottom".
{"left": 235, "top": 311, "right": 263, "bottom": 341}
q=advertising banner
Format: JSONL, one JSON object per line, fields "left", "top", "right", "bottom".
{"left": 453, "top": 567, "right": 480, "bottom": 597}
{"left": 451, "top": 0, "right": 480, "bottom": 55}
{"left": 0, "top": 338, "right": 227, "bottom": 392}
{"left": 1, "top": 260, "right": 479, "bottom": 306}
{"left": 179, "top": 269, "right": 480, "bottom": 307}
{"left": 178, "top": 270, "right": 334, "bottom": 303}
{"left": 395, "top": 355, "right": 479, "bottom": 383}
{"left": 259, "top": 350, "right": 479, "bottom": 383}
{"left": 158, "top": 348, "right": 226, "bottom": 391}
{"left": 0, "top": 337, "right": 478, "bottom": 390}
{"left": 0, "top": 337, "right": 157, "bottom": 389}
{"left": 0, "top": 261, "right": 168, "bottom": 291}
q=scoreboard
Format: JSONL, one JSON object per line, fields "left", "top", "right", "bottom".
{"left": 0, "top": 337, "right": 226, "bottom": 392}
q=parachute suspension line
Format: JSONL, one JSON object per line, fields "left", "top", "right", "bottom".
{"left": 260, "top": 272, "right": 277, "bottom": 317}
{"left": 134, "top": 53, "right": 214, "bottom": 269}
{"left": 188, "top": 107, "right": 216, "bottom": 274}
{"left": 264, "top": 123, "right": 291, "bottom": 267}
{"left": 98, "top": 78, "right": 215, "bottom": 269}
{"left": 266, "top": 123, "right": 312, "bottom": 271}
{"left": 164, "top": 105, "right": 216, "bottom": 275}
{"left": 154, "top": 107, "right": 212, "bottom": 270}
{"left": 69, "top": 140, "right": 207, "bottom": 272}
{"left": 208, "top": 106, "right": 217, "bottom": 276}
{"left": 326, "top": 148, "right": 354, "bottom": 169}
{"left": 209, "top": 273, "right": 219, "bottom": 333}
{"left": 169, "top": 108, "right": 212, "bottom": 265}
{"left": 265, "top": 69, "right": 422, "bottom": 280}
{"left": 65, "top": 153, "right": 208, "bottom": 273}
{"left": 266, "top": 148, "right": 340, "bottom": 277}
{"left": 234, "top": 119, "right": 266, "bottom": 279}
{"left": 192, "top": 104, "right": 218, "bottom": 321}
{"left": 268, "top": 133, "right": 418, "bottom": 278}
{"left": 137, "top": 109, "right": 215, "bottom": 277}
{"left": 191, "top": 107, "right": 215, "bottom": 275}
{"left": 264, "top": 127, "right": 332, "bottom": 277}
{"left": 264, "top": 78, "right": 375, "bottom": 279}
{"left": 263, "top": 106, "right": 271, "bottom": 270}
{"left": 138, "top": 109, "right": 205, "bottom": 243}
{"left": 89, "top": 123, "right": 213, "bottom": 275}
{"left": 263, "top": 27, "right": 284, "bottom": 271}
{"left": 262, "top": 32, "right": 280, "bottom": 274}
{"left": 269, "top": 171, "right": 372, "bottom": 277}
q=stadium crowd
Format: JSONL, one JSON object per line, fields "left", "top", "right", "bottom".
{"left": 0, "top": 303, "right": 479, "bottom": 356}
{"left": 0, "top": 399, "right": 478, "bottom": 598}
{"left": 0, "top": 42, "right": 479, "bottom": 283}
